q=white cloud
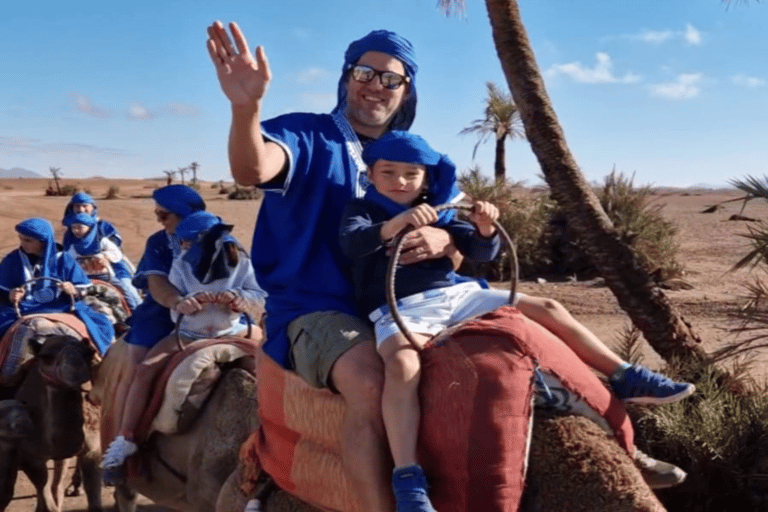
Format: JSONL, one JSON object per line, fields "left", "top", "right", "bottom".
{"left": 128, "top": 102, "right": 154, "bottom": 121}
{"left": 732, "top": 74, "right": 767, "bottom": 88}
{"left": 296, "top": 67, "right": 330, "bottom": 85}
{"left": 684, "top": 24, "right": 703, "bottom": 45}
{"left": 0, "top": 135, "right": 132, "bottom": 158}
{"left": 608, "top": 24, "right": 703, "bottom": 46}
{"left": 546, "top": 52, "right": 641, "bottom": 84}
{"left": 70, "top": 93, "right": 110, "bottom": 119}
{"left": 650, "top": 73, "right": 703, "bottom": 100}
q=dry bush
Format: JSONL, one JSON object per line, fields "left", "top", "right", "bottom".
{"left": 105, "top": 186, "right": 120, "bottom": 199}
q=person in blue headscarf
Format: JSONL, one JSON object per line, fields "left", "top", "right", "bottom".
{"left": 0, "top": 218, "right": 115, "bottom": 354}
{"left": 62, "top": 191, "right": 123, "bottom": 248}
{"left": 62, "top": 212, "right": 141, "bottom": 309}
{"left": 101, "top": 210, "right": 266, "bottom": 469}
{"left": 100, "top": 184, "right": 206, "bottom": 480}
{"left": 208, "top": 22, "right": 454, "bottom": 511}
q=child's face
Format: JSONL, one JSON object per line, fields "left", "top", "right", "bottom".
{"left": 18, "top": 234, "right": 44, "bottom": 256}
{"left": 368, "top": 159, "right": 427, "bottom": 206}
{"left": 73, "top": 203, "right": 95, "bottom": 215}
{"left": 70, "top": 223, "right": 91, "bottom": 238}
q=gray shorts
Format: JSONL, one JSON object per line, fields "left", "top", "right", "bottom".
{"left": 287, "top": 311, "right": 373, "bottom": 390}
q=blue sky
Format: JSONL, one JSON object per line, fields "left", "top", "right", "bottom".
{"left": 2, "top": 1, "right": 766, "bottom": 188}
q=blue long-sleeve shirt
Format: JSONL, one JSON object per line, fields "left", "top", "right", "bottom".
{"left": 339, "top": 198, "right": 501, "bottom": 316}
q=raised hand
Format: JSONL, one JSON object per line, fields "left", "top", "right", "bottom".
{"left": 206, "top": 21, "right": 271, "bottom": 106}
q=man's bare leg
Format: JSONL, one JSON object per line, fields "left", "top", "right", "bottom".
{"left": 330, "top": 339, "right": 395, "bottom": 512}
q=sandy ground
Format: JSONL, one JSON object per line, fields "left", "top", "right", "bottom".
{"left": 3, "top": 178, "right": 767, "bottom": 510}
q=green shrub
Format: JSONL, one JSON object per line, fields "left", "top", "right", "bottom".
{"left": 105, "top": 186, "right": 120, "bottom": 199}
{"left": 630, "top": 356, "right": 768, "bottom": 511}
{"left": 541, "top": 169, "right": 683, "bottom": 280}
{"left": 457, "top": 167, "right": 553, "bottom": 280}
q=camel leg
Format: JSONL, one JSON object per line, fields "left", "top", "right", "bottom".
{"left": 20, "top": 457, "right": 56, "bottom": 512}
{"left": 79, "top": 400, "right": 103, "bottom": 512}
{"left": 50, "top": 458, "right": 71, "bottom": 511}
{"left": 114, "top": 483, "right": 137, "bottom": 512}
{"left": 0, "top": 450, "right": 19, "bottom": 511}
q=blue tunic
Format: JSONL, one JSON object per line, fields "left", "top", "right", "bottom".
{"left": 256, "top": 112, "right": 367, "bottom": 368}
{"left": 0, "top": 249, "right": 115, "bottom": 354}
{"left": 124, "top": 230, "right": 181, "bottom": 348}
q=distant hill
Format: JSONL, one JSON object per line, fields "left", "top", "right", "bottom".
{"left": 0, "top": 167, "right": 44, "bottom": 178}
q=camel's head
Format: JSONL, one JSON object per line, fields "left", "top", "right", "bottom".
{"left": 0, "top": 399, "right": 33, "bottom": 440}
{"left": 28, "top": 334, "right": 95, "bottom": 389}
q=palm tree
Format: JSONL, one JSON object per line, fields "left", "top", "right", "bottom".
{"left": 460, "top": 81, "right": 524, "bottom": 183}
{"left": 163, "top": 170, "right": 176, "bottom": 185}
{"left": 178, "top": 166, "right": 188, "bottom": 185}
{"left": 49, "top": 166, "right": 62, "bottom": 195}
{"left": 439, "top": 0, "right": 704, "bottom": 362}
{"left": 189, "top": 162, "right": 199, "bottom": 185}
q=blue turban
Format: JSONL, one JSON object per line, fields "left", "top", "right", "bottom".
{"left": 62, "top": 191, "right": 98, "bottom": 223}
{"left": 15, "top": 218, "right": 57, "bottom": 280}
{"left": 362, "top": 131, "right": 463, "bottom": 225}
{"left": 333, "top": 30, "right": 418, "bottom": 132}
{"left": 177, "top": 212, "right": 237, "bottom": 284}
{"left": 63, "top": 213, "right": 100, "bottom": 256}
{"left": 152, "top": 185, "right": 206, "bottom": 219}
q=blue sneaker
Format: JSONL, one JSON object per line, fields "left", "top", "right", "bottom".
{"left": 610, "top": 364, "right": 695, "bottom": 404}
{"left": 392, "top": 464, "right": 436, "bottom": 512}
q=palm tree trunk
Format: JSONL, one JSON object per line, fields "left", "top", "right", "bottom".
{"left": 494, "top": 136, "right": 506, "bottom": 183}
{"left": 482, "top": 0, "right": 704, "bottom": 362}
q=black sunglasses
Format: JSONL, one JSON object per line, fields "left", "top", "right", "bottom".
{"left": 154, "top": 208, "right": 172, "bottom": 221}
{"left": 349, "top": 64, "right": 410, "bottom": 90}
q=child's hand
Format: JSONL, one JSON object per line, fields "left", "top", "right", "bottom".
{"left": 58, "top": 282, "right": 78, "bottom": 296}
{"left": 381, "top": 204, "right": 439, "bottom": 241}
{"left": 8, "top": 287, "right": 25, "bottom": 304}
{"left": 194, "top": 291, "right": 218, "bottom": 304}
{"left": 176, "top": 296, "right": 203, "bottom": 316}
{"left": 468, "top": 201, "right": 499, "bottom": 237}
{"left": 215, "top": 291, "right": 237, "bottom": 305}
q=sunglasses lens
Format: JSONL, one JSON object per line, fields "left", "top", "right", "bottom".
{"left": 381, "top": 73, "right": 404, "bottom": 89}
{"left": 352, "top": 65, "right": 374, "bottom": 83}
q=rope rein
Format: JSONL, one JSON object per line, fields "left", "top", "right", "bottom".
{"left": 384, "top": 203, "right": 519, "bottom": 351}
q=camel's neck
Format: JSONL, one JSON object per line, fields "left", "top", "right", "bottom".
{"left": 16, "top": 363, "right": 85, "bottom": 458}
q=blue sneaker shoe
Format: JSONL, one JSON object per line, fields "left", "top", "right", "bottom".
{"left": 610, "top": 364, "right": 695, "bottom": 404}
{"left": 392, "top": 464, "right": 436, "bottom": 512}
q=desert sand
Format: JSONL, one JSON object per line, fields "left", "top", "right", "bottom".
{"left": 2, "top": 177, "right": 766, "bottom": 510}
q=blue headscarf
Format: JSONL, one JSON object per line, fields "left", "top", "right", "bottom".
{"left": 176, "top": 211, "right": 238, "bottom": 284}
{"left": 152, "top": 185, "right": 206, "bottom": 218}
{"left": 362, "top": 131, "right": 463, "bottom": 225}
{"left": 15, "top": 218, "right": 57, "bottom": 280}
{"left": 62, "top": 213, "right": 100, "bottom": 256}
{"left": 62, "top": 192, "right": 98, "bottom": 222}
{"left": 332, "top": 30, "right": 418, "bottom": 132}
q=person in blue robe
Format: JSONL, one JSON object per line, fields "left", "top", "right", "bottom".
{"left": 0, "top": 218, "right": 115, "bottom": 354}
{"left": 62, "top": 191, "right": 123, "bottom": 248}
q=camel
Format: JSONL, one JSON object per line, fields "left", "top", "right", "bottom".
{"left": 2, "top": 334, "right": 102, "bottom": 512}
{"left": 91, "top": 336, "right": 259, "bottom": 512}
{"left": 0, "top": 399, "right": 34, "bottom": 511}
{"left": 215, "top": 307, "right": 668, "bottom": 512}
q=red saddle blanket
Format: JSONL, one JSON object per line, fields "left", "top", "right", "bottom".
{"left": 241, "top": 306, "right": 634, "bottom": 512}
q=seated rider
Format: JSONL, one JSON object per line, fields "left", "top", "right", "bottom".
{"left": 340, "top": 131, "right": 695, "bottom": 510}
{"left": 0, "top": 218, "right": 115, "bottom": 355}
{"left": 62, "top": 191, "right": 123, "bottom": 248}
{"left": 62, "top": 212, "right": 142, "bottom": 310}
{"left": 101, "top": 210, "right": 266, "bottom": 469}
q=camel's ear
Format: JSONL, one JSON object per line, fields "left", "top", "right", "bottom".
{"left": 28, "top": 336, "right": 46, "bottom": 355}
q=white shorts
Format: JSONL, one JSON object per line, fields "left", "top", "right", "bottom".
{"left": 369, "top": 281, "right": 523, "bottom": 345}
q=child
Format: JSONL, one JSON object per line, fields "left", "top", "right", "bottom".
{"left": 0, "top": 218, "right": 114, "bottom": 355}
{"left": 62, "top": 191, "right": 123, "bottom": 248}
{"left": 340, "top": 131, "right": 694, "bottom": 511}
{"left": 101, "top": 210, "right": 267, "bottom": 469}
{"left": 62, "top": 212, "right": 142, "bottom": 310}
